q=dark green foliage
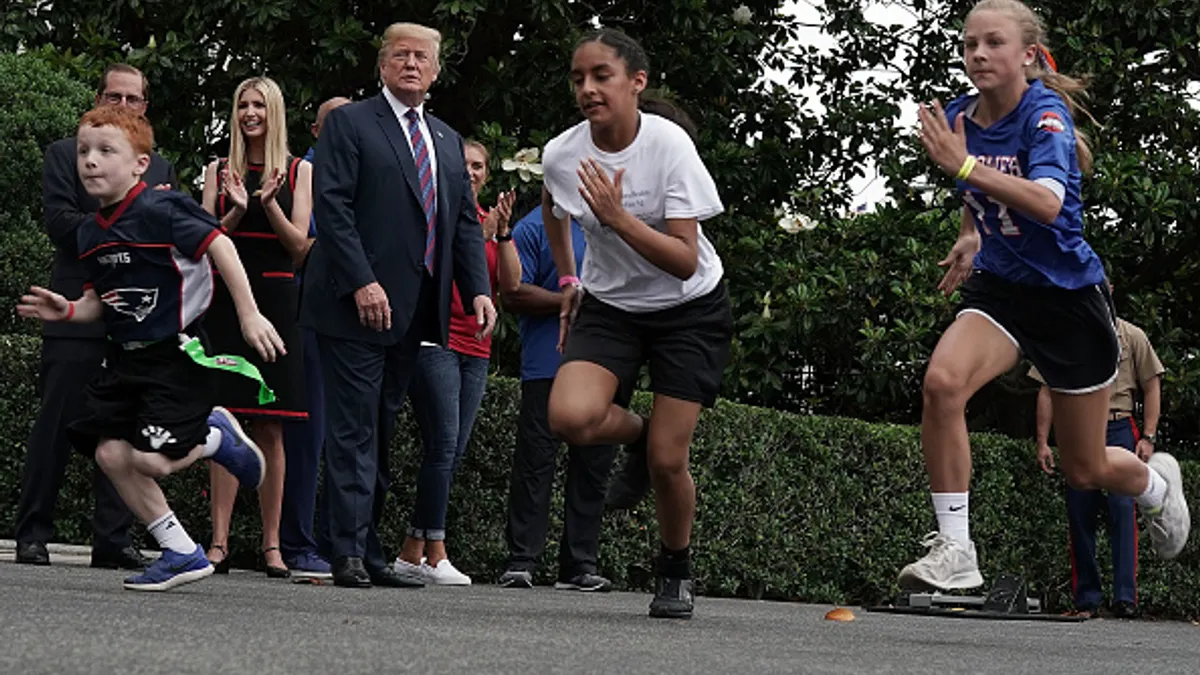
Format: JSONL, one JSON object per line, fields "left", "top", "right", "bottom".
{"left": 0, "top": 51, "right": 91, "bottom": 336}
{"left": 0, "top": 334, "right": 1195, "bottom": 618}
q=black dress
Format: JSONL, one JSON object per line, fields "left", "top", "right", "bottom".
{"left": 207, "top": 158, "right": 307, "bottom": 420}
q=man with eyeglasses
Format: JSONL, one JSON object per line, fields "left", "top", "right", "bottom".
{"left": 14, "top": 63, "right": 178, "bottom": 569}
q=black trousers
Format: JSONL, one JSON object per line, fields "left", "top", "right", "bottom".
{"left": 15, "top": 337, "right": 133, "bottom": 550}
{"left": 504, "top": 378, "right": 619, "bottom": 578}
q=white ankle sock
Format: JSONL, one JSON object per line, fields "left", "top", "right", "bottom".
{"left": 1136, "top": 464, "right": 1168, "bottom": 510}
{"left": 932, "top": 492, "right": 970, "bottom": 544}
{"left": 201, "top": 427, "right": 222, "bottom": 458}
{"left": 147, "top": 511, "right": 197, "bottom": 554}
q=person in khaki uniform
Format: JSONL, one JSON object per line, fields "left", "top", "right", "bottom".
{"left": 1032, "top": 315, "right": 1164, "bottom": 618}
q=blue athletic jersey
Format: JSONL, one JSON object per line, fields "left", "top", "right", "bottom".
{"left": 945, "top": 79, "right": 1105, "bottom": 289}
{"left": 77, "top": 182, "right": 221, "bottom": 344}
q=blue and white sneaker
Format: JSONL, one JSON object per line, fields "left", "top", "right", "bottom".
{"left": 123, "top": 545, "right": 214, "bottom": 591}
{"left": 207, "top": 407, "right": 266, "bottom": 489}
{"left": 285, "top": 550, "right": 333, "bottom": 580}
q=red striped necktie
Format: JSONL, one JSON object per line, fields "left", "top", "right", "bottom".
{"left": 405, "top": 109, "right": 436, "bottom": 275}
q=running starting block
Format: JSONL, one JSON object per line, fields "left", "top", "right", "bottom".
{"left": 866, "top": 573, "right": 1088, "bottom": 622}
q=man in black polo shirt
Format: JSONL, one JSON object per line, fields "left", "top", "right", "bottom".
{"left": 14, "top": 63, "right": 178, "bottom": 568}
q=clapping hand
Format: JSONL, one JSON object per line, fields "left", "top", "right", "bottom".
{"left": 223, "top": 169, "right": 249, "bottom": 211}
{"left": 260, "top": 168, "right": 283, "bottom": 206}
{"left": 485, "top": 190, "right": 516, "bottom": 238}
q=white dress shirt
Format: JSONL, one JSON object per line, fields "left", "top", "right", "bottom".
{"left": 383, "top": 87, "right": 438, "bottom": 194}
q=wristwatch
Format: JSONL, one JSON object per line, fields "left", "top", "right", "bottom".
{"left": 1143, "top": 433, "right": 1156, "bottom": 445}
{"left": 496, "top": 232, "right": 513, "bottom": 242}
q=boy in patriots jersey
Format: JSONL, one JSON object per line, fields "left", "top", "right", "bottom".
{"left": 897, "top": 0, "right": 1188, "bottom": 593}
{"left": 17, "top": 105, "right": 285, "bottom": 591}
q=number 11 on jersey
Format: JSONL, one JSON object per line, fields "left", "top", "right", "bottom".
{"left": 962, "top": 192, "right": 1020, "bottom": 237}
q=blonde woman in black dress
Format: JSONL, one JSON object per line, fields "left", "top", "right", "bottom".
{"left": 201, "top": 76, "right": 312, "bottom": 576}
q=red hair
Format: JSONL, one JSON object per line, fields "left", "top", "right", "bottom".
{"left": 78, "top": 105, "right": 154, "bottom": 155}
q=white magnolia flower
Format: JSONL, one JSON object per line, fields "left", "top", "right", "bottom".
{"left": 732, "top": 4, "right": 753, "bottom": 24}
{"left": 761, "top": 290, "right": 772, "bottom": 320}
{"left": 777, "top": 209, "right": 816, "bottom": 234}
{"left": 501, "top": 147, "right": 545, "bottom": 182}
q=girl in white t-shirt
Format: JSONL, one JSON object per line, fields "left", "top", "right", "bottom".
{"left": 541, "top": 28, "right": 733, "bottom": 620}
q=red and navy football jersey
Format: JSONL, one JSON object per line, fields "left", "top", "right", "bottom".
{"left": 944, "top": 79, "right": 1106, "bottom": 289}
{"left": 77, "top": 182, "right": 221, "bottom": 344}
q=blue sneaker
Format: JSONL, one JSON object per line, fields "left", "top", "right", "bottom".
{"left": 207, "top": 407, "right": 266, "bottom": 489}
{"left": 285, "top": 550, "right": 333, "bottom": 580}
{"left": 123, "top": 545, "right": 214, "bottom": 591}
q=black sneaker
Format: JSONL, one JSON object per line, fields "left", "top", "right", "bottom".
{"left": 498, "top": 569, "right": 534, "bottom": 588}
{"left": 649, "top": 576, "right": 694, "bottom": 619}
{"left": 554, "top": 572, "right": 612, "bottom": 592}
{"left": 606, "top": 416, "right": 651, "bottom": 509}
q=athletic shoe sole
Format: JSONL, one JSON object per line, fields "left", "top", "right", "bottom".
{"left": 123, "top": 564, "right": 215, "bottom": 592}
{"left": 1147, "top": 453, "right": 1191, "bottom": 559}
{"left": 554, "top": 580, "right": 612, "bottom": 592}
{"left": 897, "top": 566, "right": 984, "bottom": 592}
{"left": 211, "top": 407, "right": 267, "bottom": 490}
{"left": 290, "top": 569, "right": 334, "bottom": 581}
{"left": 648, "top": 604, "right": 693, "bottom": 619}
{"left": 499, "top": 575, "right": 534, "bottom": 589}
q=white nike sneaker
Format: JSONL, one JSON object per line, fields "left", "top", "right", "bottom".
{"left": 897, "top": 532, "right": 984, "bottom": 591}
{"left": 421, "top": 559, "right": 472, "bottom": 586}
{"left": 391, "top": 557, "right": 428, "bottom": 585}
{"left": 1145, "top": 453, "right": 1191, "bottom": 559}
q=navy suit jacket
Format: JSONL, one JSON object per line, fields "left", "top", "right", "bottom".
{"left": 299, "top": 93, "right": 489, "bottom": 346}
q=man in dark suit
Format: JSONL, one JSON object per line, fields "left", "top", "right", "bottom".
{"left": 300, "top": 22, "right": 496, "bottom": 588}
{"left": 15, "top": 63, "right": 177, "bottom": 568}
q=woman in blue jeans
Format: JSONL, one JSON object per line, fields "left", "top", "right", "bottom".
{"left": 393, "top": 141, "right": 520, "bottom": 585}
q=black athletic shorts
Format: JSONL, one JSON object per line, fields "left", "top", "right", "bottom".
{"left": 68, "top": 332, "right": 215, "bottom": 459}
{"left": 562, "top": 283, "right": 734, "bottom": 407}
{"left": 957, "top": 270, "right": 1118, "bottom": 393}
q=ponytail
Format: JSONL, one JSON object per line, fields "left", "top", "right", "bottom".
{"left": 638, "top": 89, "right": 698, "bottom": 142}
{"left": 1030, "top": 47, "right": 1097, "bottom": 175}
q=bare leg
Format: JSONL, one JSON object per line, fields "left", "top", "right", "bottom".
{"left": 208, "top": 463, "right": 237, "bottom": 563}
{"left": 424, "top": 540, "right": 447, "bottom": 566}
{"left": 399, "top": 536, "right": 425, "bottom": 565}
{"left": 255, "top": 420, "right": 286, "bottom": 569}
{"left": 548, "top": 362, "right": 641, "bottom": 446}
{"left": 1052, "top": 388, "right": 1151, "bottom": 495}
{"left": 645, "top": 395, "right": 702, "bottom": 550}
{"left": 95, "top": 439, "right": 175, "bottom": 524}
{"left": 921, "top": 313, "right": 1020, "bottom": 492}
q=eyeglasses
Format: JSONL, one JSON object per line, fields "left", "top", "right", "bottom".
{"left": 101, "top": 92, "right": 147, "bottom": 106}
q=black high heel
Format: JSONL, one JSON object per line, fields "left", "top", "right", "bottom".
{"left": 262, "top": 546, "right": 290, "bottom": 579}
{"left": 209, "top": 544, "right": 231, "bottom": 575}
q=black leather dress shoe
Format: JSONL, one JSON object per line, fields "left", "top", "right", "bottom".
{"left": 1111, "top": 601, "right": 1140, "bottom": 619}
{"left": 332, "top": 557, "right": 372, "bottom": 588}
{"left": 91, "top": 546, "right": 151, "bottom": 570}
{"left": 368, "top": 564, "right": 425, "bottom": 588}
{"left": 15, "top": 541, "right": 50, "bottom": 566}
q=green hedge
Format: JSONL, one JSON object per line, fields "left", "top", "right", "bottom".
{"left": 0, "top": 51, "right": 91, "bottom": 337}
{"left": 0, "top": 333, "right": 1196, "bottom": 617}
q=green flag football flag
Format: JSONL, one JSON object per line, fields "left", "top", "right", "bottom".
{"left": 179, "top": 336, "right": 276, "bottom": 405}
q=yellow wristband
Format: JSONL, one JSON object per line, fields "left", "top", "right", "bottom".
{"left": 955, "top": 155, "right": 977, "bottom": 181}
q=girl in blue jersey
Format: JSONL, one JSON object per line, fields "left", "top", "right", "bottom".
{"left": 900, "top": 0, "right": 1189, "bottom": 592}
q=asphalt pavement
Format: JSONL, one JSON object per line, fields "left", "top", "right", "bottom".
{"left": 1, "top": 560, "right": 1197, "bottom": 674}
